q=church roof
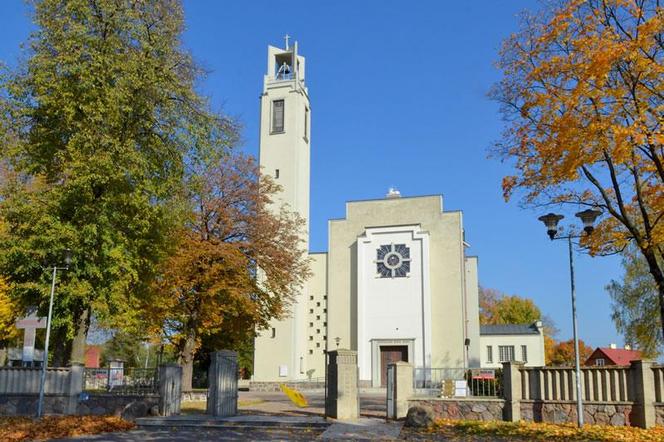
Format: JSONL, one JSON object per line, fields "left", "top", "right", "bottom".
{"left": 480, "top": 324, "right": 541, "bottom": 336}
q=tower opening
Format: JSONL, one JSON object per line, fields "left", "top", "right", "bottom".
{"left": 275, "top": 52, "right": 294, "bottom": 80}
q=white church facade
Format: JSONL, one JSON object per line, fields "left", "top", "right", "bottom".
{"left": 252, "top": 41, "right": 544, "bottom": 387}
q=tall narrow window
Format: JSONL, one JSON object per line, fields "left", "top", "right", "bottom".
{"left": 486, "top": 346, "right": 493, "bottom": 363}
{"left": 272, "top": 99, "right": 284, "bottom": 133}
{"left": 499, "top": 345, "right": 515, "bottom": 362}
{"left": 275, "top": 169, "right": 280, "bottom": 179}
{"left": 271, "top": 328, "right": 276, "bottom": 338}
{"left": 521, "top": 345, "right": 528, "bottom": 363}
{"left": 304, "top": 106, "right": 309, "bottom": 140}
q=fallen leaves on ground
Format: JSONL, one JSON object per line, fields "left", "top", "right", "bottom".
{"left": 0, "top": 415, "right": 135, "bottom": 441}
{"left": 429, "top": 419, "right": 664, "bottom": 441}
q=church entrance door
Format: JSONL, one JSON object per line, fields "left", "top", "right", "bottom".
{"left": 380, "top": 345, "right": 408, "bottom": 387}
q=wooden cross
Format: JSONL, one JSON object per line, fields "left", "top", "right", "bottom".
{"left": 16, "top": 308, "right": 46, "bottom": 363}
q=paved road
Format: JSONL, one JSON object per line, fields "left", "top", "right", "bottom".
{"left": 52, "top": 391, "right": 404, "bottom": 441}
{"left": 52, "top": 427, "right": 328, "bottom": 441}
{"left": 237, "top": 390, "right": 386, "bottom": 418}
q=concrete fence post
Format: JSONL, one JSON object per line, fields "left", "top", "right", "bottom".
{"left": 325, "top": 349, "right": 359, "bottom": 420}
{"left": 502, "top": 361, "right": 524, "bottom": 422}
{"left": 630, "top": 360, "right": 656, "bottom": 428}
{"left": 66, "top": 363, "right": 84, "bottom": 415}
{"left": 158, "top": 364, "right": 182, "bottom": 416}
{"left": 207, "top": 350, "right": 238, "bottom": 417}
{"left": 387, "top": 361, "right": 413, "bottom": 419}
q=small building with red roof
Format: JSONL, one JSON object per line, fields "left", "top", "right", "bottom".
{"left": 585, "top": 344, "right": 642, "bottom": 366}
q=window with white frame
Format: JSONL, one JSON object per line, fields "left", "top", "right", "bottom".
{"left": 595, "top": 358, "right": 605, "bottom": 366}
{"left": 521, "top": 345, "right": 528, "bottom": 363}
{"left": 486, "top": 346, "right": 493, "bottom": 363}
{"left": 499, "top": 345, "right": 515, "bottom": 362}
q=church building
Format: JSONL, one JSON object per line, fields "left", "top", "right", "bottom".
{"left": 252, "top": 40, "right": 544, "bottom": 387}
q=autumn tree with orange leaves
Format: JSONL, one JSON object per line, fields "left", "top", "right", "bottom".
{"left": 494, "top": 0, "right": 664, "bottom": 337}
{"left": 548, "top": 338, "right": 594, "bottom": 366}
{"left": 144, "top": 153, "right": 310, "bottom": 391}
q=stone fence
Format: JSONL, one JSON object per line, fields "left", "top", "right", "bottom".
{"left": 394, "top": 360, "right": 663, "bottom": 429}
{"left": 0, "top": 363, "right": 182, "bottom": 419}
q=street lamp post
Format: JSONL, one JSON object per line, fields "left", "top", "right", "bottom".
{"left": 537, "top": 209, "right": 601, "bottom": 428}
{"left": 37, "top": 248, "right": 72, "bottom": 418}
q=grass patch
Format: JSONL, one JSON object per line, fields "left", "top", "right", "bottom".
{"left": 0, "top": 415, "right": 135, "bottom": 442}
{"left": 429, "top": 419, "right": 664, "bottom": 441}
{"left": 180, "top": 400, "right": 207, "bottom": 415}
{"left": 239, "top": 399, "right": 265, "bottom": 407}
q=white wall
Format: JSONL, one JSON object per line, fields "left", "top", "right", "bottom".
{"left": 479, "top": 332, "right": 545, "bottom": 368}
{"left": 356, "top": 226, "right": 431, "bottom": 382}
{"left": 464, "top": 257, "right": 480, "bottom": 367}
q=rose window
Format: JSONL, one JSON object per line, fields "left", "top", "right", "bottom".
{"left": 376, "top": 243, "right": 411, "bottom": 278}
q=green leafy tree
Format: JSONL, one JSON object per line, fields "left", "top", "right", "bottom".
{"left": 0, "top": 0, "right": 235, "bottom": 364}
{"left": 479, "top": 287, "right": 559, "bottom": 363}
{"left": 607, "top": 247, "right": 662, "bottom": 358}
{"left": 479, "top": 287, "right": 557, "bottom": 333}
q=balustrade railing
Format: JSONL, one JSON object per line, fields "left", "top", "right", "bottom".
{"left": 519, "top": 366, "right": 631, "bottom": 402}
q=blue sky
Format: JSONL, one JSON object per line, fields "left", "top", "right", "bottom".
{"left": 0, "top": 1, "right": 627, "bottom": 349}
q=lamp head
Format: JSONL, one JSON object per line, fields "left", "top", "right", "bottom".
{"left": 538, "top": 213, "right": 564, "bottom": 239}
{"left": 575, "top": 209, "right": 602, "bottom": 234}
{"left": 63, "top": 248, "right": 72, "bottom": 268}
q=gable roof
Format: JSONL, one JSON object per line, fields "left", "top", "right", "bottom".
{"left": 586, "top": 347, "right": 642, "bottom": 366}
{"left": 480, "top": 324, "right": 540, "bottom": 336}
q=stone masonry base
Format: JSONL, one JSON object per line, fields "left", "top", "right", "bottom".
{"left": 520, "top": 401, "right": 632, "bottom": 426}
{"left": 407, "top": 398, "right": 506, "bottom": 421}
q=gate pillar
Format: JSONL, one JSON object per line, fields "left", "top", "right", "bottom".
{"left": 387, "top": 361, "right": 413, "bottom": 419}
{"left": 325, "top": 349, "right": 359, "bottom": 420}
{"left": 158, "top": 364, "right": 182, "bottom": 416}
{"left": 207, "top": 350, "right": 238, "bottom": 417}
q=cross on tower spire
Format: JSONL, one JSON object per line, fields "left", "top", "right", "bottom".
{"left": 284, "top": 34, "right": 291, "bottom": 50}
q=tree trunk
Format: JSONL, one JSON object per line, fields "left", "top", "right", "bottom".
{"left": 178, "top": 332, "right": 196, "bottom": 392}
{"left": 50, "top": 326, "right": 72, "bottom": 367}
{"left": 640, "top": 247, "right": 664, "bottom": 345}
{"left": 70, "top": 307, "right": 90, "bottom": 365}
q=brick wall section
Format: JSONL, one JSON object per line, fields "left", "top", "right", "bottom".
{"left": 0, "top": 393, "right": 158, "bottom": 417}
{"left": 407, "top": 398, "right": 505, "bottom": 421}
{"left": 0, "top": 394, "right": 70, "bottom": 415}
{"left": 520, "top": 401, "right": 632, "bottom": 426}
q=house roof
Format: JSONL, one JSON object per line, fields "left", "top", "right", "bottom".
{"left": 586, "top": 347, "right": 642, "bottom": 366}
{"left": 480, "top": 324, "right": 540, "bottom": 336}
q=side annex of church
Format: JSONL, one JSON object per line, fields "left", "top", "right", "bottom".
{"left": 252, "top": 40, "right": 544, "bottom": 387}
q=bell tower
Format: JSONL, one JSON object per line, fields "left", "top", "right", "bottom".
{"left": 253, "top": 38, "right": 311, "bottom": 380}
